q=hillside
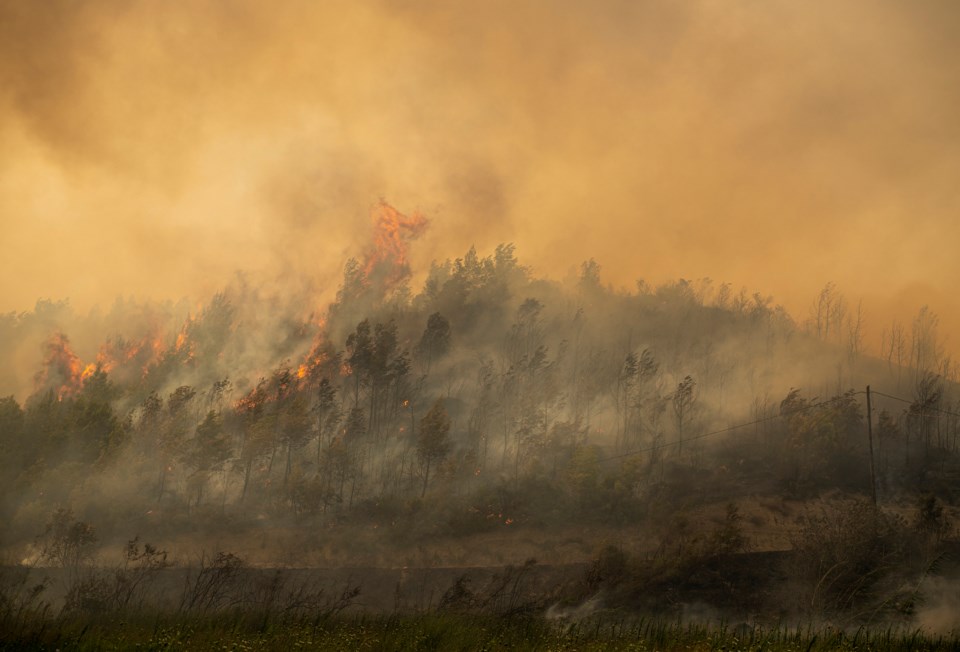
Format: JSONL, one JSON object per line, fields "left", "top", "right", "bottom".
{"left": 1, "top": 218, "right": 959, "bottom": 628}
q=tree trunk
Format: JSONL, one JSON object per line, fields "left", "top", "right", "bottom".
{"left": 421, "top": 459, "right": 431, "bottom": 498}
{"left": 241, "top": 458, "right": 253, "bottom": 503}
{"left": 157, "top": 465, "right": 167, "bottom": 503}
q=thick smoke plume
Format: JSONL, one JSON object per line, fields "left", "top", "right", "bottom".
{"left": 1, "top": 0, "right": 959, "bottom": 359}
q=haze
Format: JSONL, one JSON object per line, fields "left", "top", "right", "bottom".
{"left": 1, "top": 0, "right": 958, "bottom": 354}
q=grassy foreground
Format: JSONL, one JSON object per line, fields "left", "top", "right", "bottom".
{"left": 2, "top": 614, "right": 958, "bottom": 652}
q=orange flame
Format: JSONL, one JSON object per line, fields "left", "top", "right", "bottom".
{"left": 362, "top": 201, "right": 428, "bottom": 286}
{"left": 295, "top": 320, "right": 333, "bottom": 382}
{"left": 92, "top": 331, "right": 167, "bottom": 381}
{"left": 80, "top": 363, "right": 98, "bottom": 383}
{"left": 171, "top": 322, "right": 197, "bottom": 362}
{"left": 36, "top": 332, "right": 84, "bottom": 400}
{"left": 36, "top": 320, "right": 195, "bottom": 400}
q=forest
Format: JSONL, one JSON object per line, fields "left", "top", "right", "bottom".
{"left": 1, "top": 204, "right": 959, "bottom": 645}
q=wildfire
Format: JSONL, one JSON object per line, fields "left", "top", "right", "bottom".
{"left": 35, "top": 332, "right": 84, "bottom": 400}
{"left": 87, "top": 332, "right": 168, "bottom": 383}
{"left": 30, "top": 301, "right": 229, "bottom": 402}
{"left": 35, "top": 322, "right": 186, "bottom": 400}
{"left": 149, "top": 334, "right": 165, "bottom": 358}
{"left": 80, "top": 363, "right": 98, "bottom": 383}
{"left": 362, "top": 201, "right": 428, "bottom": 285}
{"left": 36, "top": 333, "right": 141, "bottom": 399}
{"left": 170, "top": 321, "right": 197, "bottom": 362}
{"left": 295, "top": 324, "right": 333, "bottom": 383}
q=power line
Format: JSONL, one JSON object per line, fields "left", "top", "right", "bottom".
{"left": 597, "top": 385, "right": 960, "bottom": 465}
{"left": 596, "top": 391, "right": 864, "bottom": 463}
{"left": 869, "top": 389, "right": 960, "bottom": 420}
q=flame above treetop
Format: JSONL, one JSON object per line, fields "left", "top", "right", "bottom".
{"left": 35, "top": 332, "right": 84, "bottom": 400}
{"left": 362, "top": 201, "right": 428, "bottom": 285}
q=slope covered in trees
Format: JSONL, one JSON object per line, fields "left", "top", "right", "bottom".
{"left": 1, "top": 228, "right": 959, "bottom": 628}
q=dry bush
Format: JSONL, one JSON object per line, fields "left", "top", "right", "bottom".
{"left": 438, "top": 558, "right": 544, "bottom": 617}
{"left": 36, "top": 508, "right": 97, "bottom": 575}
{"left": 790, "top": 500, "right": 915, "bottom": 617}
{"left": 178, "top": 551, "right": 245, "bottom": 614}
{"left": 0, "top": 565, "right": 51, "bottom": 641}
{"left": 240, "top": 570, "right": 360, "bottom": 618}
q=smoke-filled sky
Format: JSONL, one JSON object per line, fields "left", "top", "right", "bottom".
{"left": 1, "top": 0, "right": 958, "bottom": 354}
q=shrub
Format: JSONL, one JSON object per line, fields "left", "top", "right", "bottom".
{"left": 790, "top": 500, "right": 913, "bottom": 616}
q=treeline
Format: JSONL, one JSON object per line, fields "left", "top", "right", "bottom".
{"left": 1, "top": 245, "right": 959, "bottom": 545}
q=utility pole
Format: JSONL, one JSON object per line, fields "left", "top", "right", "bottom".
{"left": 866, "top": 385, "right": 878, "bottom": 507}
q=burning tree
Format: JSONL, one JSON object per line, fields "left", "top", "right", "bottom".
{"left": 34, "top": 333, "right": 84, "bottom": 400}
{"left": 363, "top": 200, "right": 428, "bottom": 287}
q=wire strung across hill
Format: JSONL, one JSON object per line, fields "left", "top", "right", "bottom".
{"left": 869, "top": 389, "right": 960, "bottom": 420}
{"left": 597, "top": 386, "right": 960, "bottom": 465}
{"left": 596, "top": 391, "right": 866, "bottom": 464}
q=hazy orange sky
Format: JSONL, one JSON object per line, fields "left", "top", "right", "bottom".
{"left": 1, "top": 0, "right": 958, "bottom": 356}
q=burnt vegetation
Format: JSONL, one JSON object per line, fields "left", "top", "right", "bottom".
{"left": 1, "top": 234, "right": 960, "bottom": 635}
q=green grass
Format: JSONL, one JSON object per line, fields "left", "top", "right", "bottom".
{"left": 2, "top": 613, "right": 958, "bottom": 652}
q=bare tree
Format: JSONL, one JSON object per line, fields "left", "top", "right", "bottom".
{"left": 882, "top": 320, "right": 906, "bottom": 389}
{"left": 810, "top": 282, "right": 846, "bottom": 344}
{"left": 910, "top": 307, "right": 942, "bottom": 384}
{"left": 846, "top": 300, "right": 864, "bottom": 359}
{"left": 672, "top": 375, "right": 697, "bottom": 456}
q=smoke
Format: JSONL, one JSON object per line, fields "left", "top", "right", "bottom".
{"left": 1, "top": 0, "right": 959, "bottom": 357}
{"left": 915, "top": 577, "right": 960, "bottom": 636}
{"left": 545, "top": 593, "right": 604, "bottom": 622}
